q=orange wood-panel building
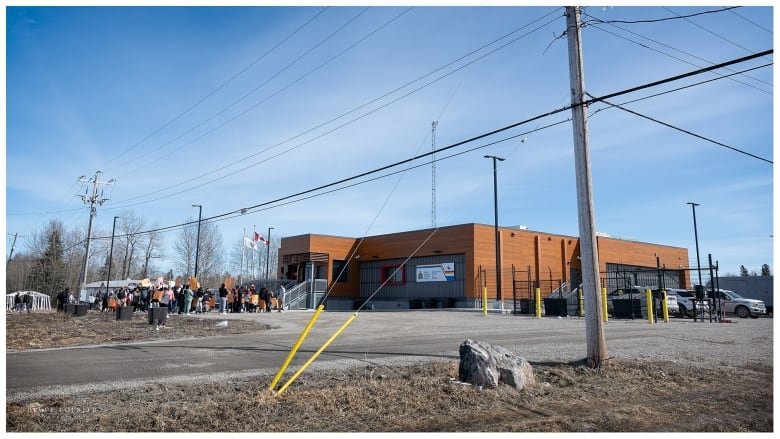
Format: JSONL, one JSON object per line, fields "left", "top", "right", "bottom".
{"left": 279, "top": 223, "right": 689, "bottom": 310}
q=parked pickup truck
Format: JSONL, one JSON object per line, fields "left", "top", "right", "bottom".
{"left": 710, "top": 288, "right": 766, "bottom": 318}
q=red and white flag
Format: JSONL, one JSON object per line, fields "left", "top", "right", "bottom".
{"left": 254, "top": 231, "right": 268, "bottom": 245}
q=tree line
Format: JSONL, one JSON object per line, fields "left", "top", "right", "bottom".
{"left": 738, "top": 264, "right": 771, "bottom": 277}
{"left": 5, "top": 211, "right": 243, "bottom": 301}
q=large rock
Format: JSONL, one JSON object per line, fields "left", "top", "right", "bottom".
{"left": 458, "top": 339, "right": 534, "bottom": 389}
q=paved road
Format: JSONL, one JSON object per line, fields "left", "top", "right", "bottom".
{"left": 6, "top": 311, "right": 772, "bottom": 399}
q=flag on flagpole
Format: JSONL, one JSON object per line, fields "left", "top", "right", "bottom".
{"left": 244, "top": 236, "right": 257, "bottom": 250}
{"left": 254, "top": 232, "right": 269, "bottom": 246}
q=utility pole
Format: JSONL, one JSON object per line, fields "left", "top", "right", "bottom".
{"left": 192, "top": 204, "right": 203, "bottom": 280}
{"left": 566, "top": 6, "right": 608, "bottom": 368}
{"left": 265, "top": 227, "right": 274, "bottom": 280}
{"left": 7, "top": 233, "right": 19, "bottom": 266}
{"left": 431, "top": 120, "right": 438, "bottom": 228}
{"left": 106, "top": 216, "right": 119, "bottom": 297}
{"left": 484, "top": 155, "right": 505, "bottom": 302}
{"left": 687, "top": 202, "right": 703, "bottom": 288}
{"left": 78, "top": 171, "right": 114, "bottom": 302}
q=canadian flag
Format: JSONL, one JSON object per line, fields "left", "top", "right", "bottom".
{"left": 254, "top": 232, "right": 268, "bottom": 246}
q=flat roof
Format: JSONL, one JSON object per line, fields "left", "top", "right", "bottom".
{"left": 281, "top": 222, "right": 687, "bottom": 251}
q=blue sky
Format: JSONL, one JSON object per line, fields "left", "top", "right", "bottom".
{"left": 4, "top": 4, "right": 774, "bottom": 277}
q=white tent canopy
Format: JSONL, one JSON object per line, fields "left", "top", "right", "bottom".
{"left": 7, "top": 291, "right": 52, "bottom": 312}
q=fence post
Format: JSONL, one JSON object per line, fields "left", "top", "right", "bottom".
{"left": 645, "top": 288, "right": 654, "bottom": 324}
{"left": 482, "top": 286, "right": 488, "bottom": 316}
{"left": 662, "top": 290, "right": 669, "bottom": 323}
{"left": 601, "top": 287, "right": 608, "bottom": 322}
{"left": 535, "top": 287, "right": 541, "bottom": 318}
{"left": 577, "top": 287, "right": 584, "bottom": 317}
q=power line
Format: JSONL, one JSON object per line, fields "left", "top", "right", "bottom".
{"left": 119, "top": 7, "right": 414, "bottom": 179}
{"left": 94, "top": 119, "right": 572, "bottom": 242}
{"left": 39, "top": 49, "right": 779, "bottom": 242}
{"left": 593, "top": 96, "right": 773, "bottom": 164}
{"left": 100, "top": 9, "right": 564, "bottom": 210}
{"left": 728, "top": 8, "right": 772, "bottom": 34}
{"left": 588, "top": 62, "right": 773, "bottom": 119}
{"left": 586, "top": 6, "right": 741, "bottom": 25}
{"left": 661, "top": 6, "right": 769, "bottom": 59}
{"left": 102, "top": 7, "right": 329, "bottom": 172}
{"left": 116, "top": 7, "right": 371, "bottom": 179}
{"left": 583, "top": 49, "right": 772, "bottom": 106}
{"left": 583, "top": 12, "right": 772, "bottom": 93}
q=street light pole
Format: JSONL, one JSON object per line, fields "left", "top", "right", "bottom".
{"left": 484, "top": 155, "right": 505, "bottom": 302}
{"left": 265, "top": 227, "right": 274, "bottom": 280}
{"left": 192, "top": 204, "right": 203, "bottom": 279}
{"left": 687, "top": 202, "right": 703, "bottom": 288}
{"left": 105, "top": 216, "right": 119, "bottom": 298}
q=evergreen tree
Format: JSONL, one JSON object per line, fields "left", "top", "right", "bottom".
{"left": 761, "top": 264, "right": 771, "bottom": 276}
{"left": 29, "top": 222, "right": 66, "bottom": 295}
{"left": 739, "top": 265, "right": 749, "bottom": 276}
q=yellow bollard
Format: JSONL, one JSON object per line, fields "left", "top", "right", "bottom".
{"left": 482, "top": 286, "right": 488, "bottom": 316}
{"left": 269, "top": 304, "right": 325, "bottom": 392}
{"left": 645, "top": 289, "right": 654, "bottom": 324}
{"left": 535, "top": 288, "right": 542, "bottom": 318}
{"left": 276, "top": 313, "right": 358, "bottom": 395}
{"left": 577, "top": 288, "right": 584, "bottom": 317}
{"left": 662, "top": 290, "right": 669, "bottom": 323}
{"left": 601, "top": 287, "right": 608, "bottom": 322}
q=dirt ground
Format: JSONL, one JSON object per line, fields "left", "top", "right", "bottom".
{"left": 5, "top": 312, "right": 773, "bottom": 432}
{"left": 5, "top": 311, "right": 272, "bottom": 351}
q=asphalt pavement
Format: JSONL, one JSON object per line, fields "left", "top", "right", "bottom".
{"left": 6, "top": 311, "right": 773, "bottom": 401}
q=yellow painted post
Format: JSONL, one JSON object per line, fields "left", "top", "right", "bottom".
{"left": 645, "top": 289, "right": 654, "bottom": 324}
{"left": 269, "top": 304, "right": 325, "bottom": 392}
{"left": 535, "top": 288, "right": 541, "bottom": 318}
{"left": 577, "top": 287, "right": 584, "bottom": 317}
{"left": 662, "top": 290, "right": 669, "bottom": 323}
{"left": 601, "top": 287, "right": 608, "bottom": 322}
{"left": 482, "top": 286, "right": 488, "bottom": 316}
{"left": 276, "top": 313, "right": 358, "bottom": 395}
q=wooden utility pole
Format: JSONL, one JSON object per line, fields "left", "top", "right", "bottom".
{"left": 7, "top": 232, "right": 18, "bottom": 266}
{"left": 566, "top": 6, "right": 608, "bottom": 368}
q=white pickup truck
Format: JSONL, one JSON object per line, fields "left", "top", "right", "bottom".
{"left": 710, "top": 288, "right": 766, "bottom": 318}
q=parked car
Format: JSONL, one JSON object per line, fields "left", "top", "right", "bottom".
{"left": 660, "top": 288, "right": 708, "bottom": 318}
{"left": 709, "top": 288, "right": 766, "bottom": 318}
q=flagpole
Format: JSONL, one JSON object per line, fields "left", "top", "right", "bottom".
{"left": 241, "top": 228, "right": 245, "bottom": 286}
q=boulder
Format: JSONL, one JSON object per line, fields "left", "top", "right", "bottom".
{"left": 458, "top": 339, "right": 534, "bottom": 389}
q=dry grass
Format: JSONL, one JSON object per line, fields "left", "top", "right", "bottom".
{"left": 6, "top": 359, "right": 772, "bottom": 432}
{"left": 6, "top": 311, "right": 272, "bottom": 351}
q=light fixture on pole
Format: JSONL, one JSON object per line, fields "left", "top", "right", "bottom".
{"left": 192, "top": 204, "right": 203, "bottom": 279}
{"left": 266, "top": 227, "right": 274, "bottom": 280}
{"left": 484, "top": 155, "right": 505, "bottom": 302}
{"left": 687, "top": 202, "right": 703, "bottom": 288}
{"left": 105, "top": 216, "right": 119, "bottom": 298}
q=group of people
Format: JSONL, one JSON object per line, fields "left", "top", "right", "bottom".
{"left": 216, "top": 283, "right": 286, "bottom": 314}
{"left": 51, "top": 282, "right": 290, "bottom": 315}
{"left": 12, "top": 292, "right": 35, "bottom": 313}
{"left": 56, "top": 288, "right": 76, "bottom": 311}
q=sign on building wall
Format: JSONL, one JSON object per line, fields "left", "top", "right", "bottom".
{"left": 416, "top": 263, "right": 455, "bottom": 282}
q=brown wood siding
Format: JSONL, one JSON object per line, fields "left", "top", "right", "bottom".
{"left": 279, "top": 224, "right": 690, "bottom": 301}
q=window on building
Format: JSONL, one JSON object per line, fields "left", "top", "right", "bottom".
{"left": 382, "top": 264, "right": 405, "bottom": 285}
{"left": 332, "top": 260, "right": 348, "bottom": 283}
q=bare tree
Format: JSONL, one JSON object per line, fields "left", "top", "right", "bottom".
{"left": 139, "top": 227, "right": 163, "bottom": 279}
{"left": 173, "top": 218, "right": 224, "bottom": 286}
{"left": 118, "top": 211, "right": 145, "bottom": 279}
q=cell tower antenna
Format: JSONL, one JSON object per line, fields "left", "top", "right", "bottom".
{"left": 431, "top": 120, "right": 438, "bottom": 228}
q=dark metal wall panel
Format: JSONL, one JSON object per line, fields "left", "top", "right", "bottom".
{"left": 359, "top": 254, "right": 465, "bottom": 299}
